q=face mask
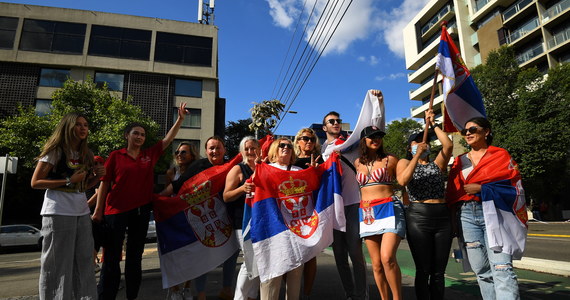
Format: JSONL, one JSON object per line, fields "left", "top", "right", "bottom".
{"left": 411, "top": 145, "right": 430, "bottom": 159}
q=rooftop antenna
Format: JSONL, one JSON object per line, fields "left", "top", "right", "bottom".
{"left": 198, "top": 0, "right": 215, "bottom": 25}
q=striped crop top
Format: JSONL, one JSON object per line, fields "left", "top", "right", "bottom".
{"left": 356, "top": 157, "right": 393, "bottom": 187}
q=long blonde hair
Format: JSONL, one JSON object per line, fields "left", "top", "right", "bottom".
{"left": 38, "top": 112, "right": 93, "bottom": 169}
{"left": 267, "top": 137, "right": 297, "bottom": 165}
{"left": 293, "top": 128, "right": 321, "bottom": 156}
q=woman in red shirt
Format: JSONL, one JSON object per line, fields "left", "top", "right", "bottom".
{"left": 93, "top": 103, "right": 188, "bottom": 300}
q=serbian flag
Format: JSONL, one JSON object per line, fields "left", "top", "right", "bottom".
{"left": 447, "top": 146, "right": 528, "bottom": 259}
{"left": 244, "top": 153, "right": 344, "bottom": 282}
{"left": 436, "top": 25, "right": 486, "bottom": 132}
{"left": 323, "top": 89, "right": 385, "bottom": 159}
{"left": 152, "top": 155, "right": 242, "bottom": 288}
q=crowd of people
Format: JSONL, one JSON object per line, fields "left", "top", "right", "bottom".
{"left": 31, "top": 90, "right": 526, "bottom": 300}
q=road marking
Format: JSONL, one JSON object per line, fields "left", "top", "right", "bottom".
{"left": 528, "top": 233, "right": 570, "bottom": 238}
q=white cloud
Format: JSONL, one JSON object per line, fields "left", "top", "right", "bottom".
{"left": 375, "top": 73, "right": 406, "bottom": 81}
{"left": 266, "top": 0, "right": 299, "bottom": 28}
{"left": 375, "top": 0, "right": 431, "bottom": 58}
{"left": 369, "top": 55, "right": 379, "bottom": 65}
{"left": 357, "top": 55, "right": 379, "bottom": 66}
{"left": 265, "top": 0, "right": 375, "bottom": 56}
{"left": 265, "top": 0, "right": 430, "bottom": 58}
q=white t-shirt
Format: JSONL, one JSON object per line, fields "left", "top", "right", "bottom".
{"left": 268, "top": 162, "right": 302, "bottom": 172}
{"left": 39, "top": 149, "right": 90, "bottom": 216}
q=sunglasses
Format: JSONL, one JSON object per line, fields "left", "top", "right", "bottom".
{"left": 299, "top": 136, "right": 316, "bottom": 143}
{"left": 278, "top": 143, "right": 293, "bottom": 149}
{"left": 460, "top": 126, "right": 484, "bottom": 136}
{"left": 326, "top": 119, "right": 342, "bottom": 125}
{"left": 367, "top": 133, "right": 384, "bottom": 140}
{"left": 174, "top": 150, "right": 188, "bottom": 155}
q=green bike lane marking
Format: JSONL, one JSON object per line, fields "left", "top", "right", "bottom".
{"left": 361, "top": 245, "right": 570, "bottom": 299}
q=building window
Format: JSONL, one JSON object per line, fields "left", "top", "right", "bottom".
{"left": 35, "top": 99, "right": 52, "bottom": 116}
{"left": 39, "top": 68, "right": 70, "bottom": 87}
{"left": 0, "top": 16, "right": 18, "bottom": 49}
{"left": 175, "top": 79, "right": 202, "bottom": 97}
{"left": 95, "top": 72, "right": 124, "bottom": 91}
{"left": 174, "top": 108, "right": 201, "bottom": 128}
{"left": 19, "top": 19, "right": 85, "bottom": 54}
{"left": 89, "top": 25, "right": 151, "bottom": 60}
{"left": 155, "top": 32, "right": 212, "bottom": 66}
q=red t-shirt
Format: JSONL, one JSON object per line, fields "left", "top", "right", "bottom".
{"left": 103, "top": 141, "right": 164, "bottom": 215}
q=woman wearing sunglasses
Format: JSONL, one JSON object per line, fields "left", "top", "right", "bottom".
{"left": 259, "top": 137, "right": 304, "bottom": 300}
{"left": 396, "top": 109, "right": 453, "bottom": 299}
{"left": 447, "top": 117, "right": 523, "bottom": 299}
{"left": 165, "top": 141, "right": 198, "bottom": 300}
{"left": 354, "top": 126, "right": 404, "bottom": 300}
{"left": 292, "top": 128, "right": 323, "bottom": 299}
{"left": 165, "top": 142, "right": 199, "bottom": 187}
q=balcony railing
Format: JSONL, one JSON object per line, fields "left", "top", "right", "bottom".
{"left": 506, "top": 17, "right": 540, "bottom": 43}
{"left": 475, "top": 0, "right": 491, "bottom": 12}
{"left": 516, "top": 43, "right": 544, "bottom": 64}
{"left": 503, "top": 0, "right": 533, "bottom": 21}
{"left": 421, "top": 4, "right": 453, "bottom": 35}
{"left": 547, "top": 27, "right": 570, "bottom": 49}
{"left": 542, "top": 0, "right": 570, "bottom": 22}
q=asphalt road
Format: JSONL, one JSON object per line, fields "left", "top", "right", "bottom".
{"left": 0, "top": 222, "right": 568, "bottom": 299}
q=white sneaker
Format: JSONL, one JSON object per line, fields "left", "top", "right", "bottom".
{"left": 166, "top": 288, "right": 184, "bottom": 300}
{"left": 182, "top": 288, "right": 193, "bottom": 300}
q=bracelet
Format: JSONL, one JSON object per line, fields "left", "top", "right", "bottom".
{"left": 65, "top": 177, "right": 72, "bottom": 187}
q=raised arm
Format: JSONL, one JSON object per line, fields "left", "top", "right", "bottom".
{"left": 426, "top": 109, "right": 452, "bottom": 171}
{"left": 396, "top": 147, "right": 423, "bottom": 186}
{"left": 162, "top": 102, "right": 188, "bottom": 151}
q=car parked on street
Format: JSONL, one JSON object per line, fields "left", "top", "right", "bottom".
{"left": 0, "top": 224, "right": 42, "bottom": 251}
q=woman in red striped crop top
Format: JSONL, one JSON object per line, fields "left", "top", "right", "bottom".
{"left": 353, "top": 126, "right": 405, "bottom": 300}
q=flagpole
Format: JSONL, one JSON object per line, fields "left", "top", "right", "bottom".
{"left": 423, "top": 21, "right": 447, "bottom": 143}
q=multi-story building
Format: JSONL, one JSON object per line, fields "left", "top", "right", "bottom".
{"left": 0, "top": 2, "right": 225, "bottom": 154}
{"left": 403, "top": 0, "right": 569, "bottom": 124}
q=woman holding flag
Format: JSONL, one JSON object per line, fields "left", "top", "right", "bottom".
{"left": 447, "top": 117, "right": 525, "bottom": 299}
{"left": 223, "top": 136, "right": 261, "bottom": 300}
{"left": 396, "top": 109, "right": 453, "bottom": 299}
{"left": 354, "top": 126, "right": 404, "bottom": 300}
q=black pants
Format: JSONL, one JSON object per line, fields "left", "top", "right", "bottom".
{"left": 98, "top": 204, "right": 151, "bottom": 300}
{"left": 406, "top": 202, "right": 452, "bottom": 300}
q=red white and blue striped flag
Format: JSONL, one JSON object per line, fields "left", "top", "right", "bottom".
{"left": 243, "top": 153, "right": 344, "bottom": 282}
{"left": 151, "top": 155, "right": 242, "bottom": 288}
{"left": 436, "top": 25, "right": 486, "bottom": 132}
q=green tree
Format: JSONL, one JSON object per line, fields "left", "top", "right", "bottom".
{"left": 383, "top": 118, "right": 423, "bottom": 159}
{"left": 249, "top": 99, "right": 285, "bottom": 137}
{"left": 471, "top": 47, "right": 570, "bottom": 216}
{"left": 0, "top": 79, "right": 162, "bottom": 224}
{"left": 224, "top": 118, "right": 269, "bottom": 158}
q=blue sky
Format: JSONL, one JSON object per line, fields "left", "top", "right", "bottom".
{"left": 4, "top": 0, "right": 430, "bottom": 135}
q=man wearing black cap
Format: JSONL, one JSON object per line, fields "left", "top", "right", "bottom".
{"left": 321, "top": 111, "right": 368, "bottom": 300}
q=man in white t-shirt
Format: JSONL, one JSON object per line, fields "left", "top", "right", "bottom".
{"left": 321, "top": 111, "right": 368, "bottom": 300}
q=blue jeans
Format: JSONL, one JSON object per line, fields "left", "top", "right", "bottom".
{"left": 460, "top": 201, "right": 520, "bottom": 300}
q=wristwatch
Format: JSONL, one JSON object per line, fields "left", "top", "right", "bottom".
{"left": 65, "top": 177, "right": 72, "bottom": 187}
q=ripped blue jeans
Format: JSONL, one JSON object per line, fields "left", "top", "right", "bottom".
{"left": 460, "top": 201, "right": 520, "bottom": 300}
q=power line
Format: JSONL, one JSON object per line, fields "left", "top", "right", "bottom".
{"left": 274, "top": 0, "right": 353, "bottom": 130}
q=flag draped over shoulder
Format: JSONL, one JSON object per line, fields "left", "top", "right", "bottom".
{"left": 436, "top": 26, "right": 486, "bottom": 132}
{"left": 244, "top": 153, "right": 344, "bottom": 282}
{"left": 447, "top": 146, "right": 528, "bottom": 259}
{"left": 152, "top": 155, "right": 242, "bottom": 288}
{"left": 323, "top": 90, "right": 385, "bottom": 159}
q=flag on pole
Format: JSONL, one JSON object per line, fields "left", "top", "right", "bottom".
{"left": 243, "top": 153, "right": 344, "bottom": 282}
{"left": 152, "top": 155, "right": 242, "bottom": 288}
{"left": 436, "top": 24, "right": 486, "bottom": 132}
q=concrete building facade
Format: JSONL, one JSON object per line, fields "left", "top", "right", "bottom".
{"left": 0, "top": 2, "right": 225, "bottom": 154}
{"left": 403, "top": 0, "right": 570, "bottom": 122}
